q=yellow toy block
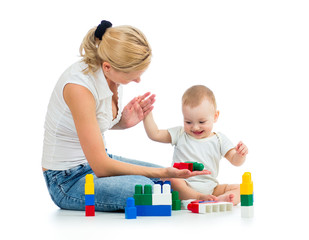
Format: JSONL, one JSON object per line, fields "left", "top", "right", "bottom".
{"left": 240, "top": 172, "right": 253, "bottom": 195}
{"left": 85, "top": 174, "right": 95, "bottom": 195}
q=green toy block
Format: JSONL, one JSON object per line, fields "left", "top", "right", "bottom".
{"left": 241, "top": 194, "right": 253, "bottom": 206}
{"left": 172, "top": 191, "right": 181, "bottom": 210}
{"left": 134, "top": 184, "right": 152, "bottom": 205}
{"left": 185, "top": 161, "right": 204, "bottom": 171}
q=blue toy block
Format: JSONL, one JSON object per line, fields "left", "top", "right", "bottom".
{"left": 164, "top": 180, "right": 171, "bottom": 186}
{"left": 85, "top": 195, "right": 95, "bottom": 206}
{"left": 136, "top": 205, "right": 172, "bottom": 216}
{"left": 153, "top": 180, "right": 164, "bottom": 186}
{"left": 125, "top": 197, "right": 137, "bottom": 219}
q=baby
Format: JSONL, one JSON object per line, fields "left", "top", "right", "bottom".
{"left": 143, "top": 85, "right": 248, "bottom": 205}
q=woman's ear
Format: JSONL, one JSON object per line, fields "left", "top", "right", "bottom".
{"left": 102, "top": 62, "right": 111, "bottom": 73}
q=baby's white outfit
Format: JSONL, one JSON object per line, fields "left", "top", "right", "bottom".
{"left": 168, "top": 127, "right": 234, "bottom": 195}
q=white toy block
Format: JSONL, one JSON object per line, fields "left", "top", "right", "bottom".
{"left": 181, "top": 199, "right": 196, "bottom": 210}
{"left": 225, "top": 202, "right": 233, "bottom": 211}
{"left": 197, "top": 202, "right": 233, "bottom": 213}
{"left": 212, "top": 203, "right": 219, "bottom": 212}
{"left": 152, "top": 184, "right": 172, "bottom": 205}
{"left": 205, "top": 204, "right": 213, "bottom": 213}
{"left": 241, "top": 206, "right": 254, "bottom": 218}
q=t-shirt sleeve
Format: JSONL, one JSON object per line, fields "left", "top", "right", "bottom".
{"left": 217, "top": 132, "right": 235, "bottom": 157}
{"left": 167, "top": 126, "right": 183, "bottom": 146}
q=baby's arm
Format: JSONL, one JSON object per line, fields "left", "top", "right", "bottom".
{"left": 143, "top": 112, "right": 171, "bottom": 143}
{"left": 170, "top": 178, "right": 217, "bottom": 201}
{"left": 225, "top": 141, "right": 248, "bottom": 166}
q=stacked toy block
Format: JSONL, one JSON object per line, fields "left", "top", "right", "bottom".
{"left": 154, "top": 180, "right": 181, "bottom": 210}
{"left": 173, "top": 161, "right": 204, "bottom": 171}
{"left": 84, "top": 174, "right": 95, "bottom": 216}
{"left": 240, "top": 172, "right": 254, "bottom": 218}
{"left": 187, "top": 200, "right": 233, "bottom": 214}
{"left": 125, "top": 181, "right": 181, "bottom": 218}
{"left": 125, "top": 197, "right": 137, "bottom": 219}
{"left": 172, "top": 190, "right": 181, "bottom": 210}
{"left": 134, "top": 184, "right": 172, "bottom": 216}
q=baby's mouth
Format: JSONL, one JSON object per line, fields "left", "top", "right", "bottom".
{"left": 192, "top": 130, "right": 204, "bottom": 135}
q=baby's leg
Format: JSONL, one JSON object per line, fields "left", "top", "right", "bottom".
{"left": 170, "top": 178, "right": 217, "bottom": 201}
{"left": 212, "top": 184, "right": 240, "bottom": 205}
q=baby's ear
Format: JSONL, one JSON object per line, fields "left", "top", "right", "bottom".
{"left": 214, "top": 110, "right": 220, "bottom": 122}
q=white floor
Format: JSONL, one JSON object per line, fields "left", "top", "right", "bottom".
{"left": 3, "top": 192, "right": 307, "bottom": 240}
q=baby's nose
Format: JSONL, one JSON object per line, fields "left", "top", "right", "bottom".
{"left": 192, "top": 124, "right": 199, "bottom": 130}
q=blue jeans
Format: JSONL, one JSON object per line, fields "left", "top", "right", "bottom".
{"left": 43, "top": 153, "right": 162, "bottom": 212}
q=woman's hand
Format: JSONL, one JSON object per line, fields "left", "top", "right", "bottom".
{"left": 115, "top": 92, "right": 155, "bottom": 129}
{"left": 136, "top": 92, "right": 156, "bottom": 117}
{"left": 164, "top": 167, "right": 211, "bottom": 179}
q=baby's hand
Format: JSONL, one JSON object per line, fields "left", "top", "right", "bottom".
{"left": 235, "top": 141, "right": 248, "bottom": 157}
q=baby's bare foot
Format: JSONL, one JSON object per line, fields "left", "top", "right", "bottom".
{"left": 198, "top": 194, "right": 218, "bottom": 201}
{"left": 217, "top": 194, "right": 235, "bottom": 204}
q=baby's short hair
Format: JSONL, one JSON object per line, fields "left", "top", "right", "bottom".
{"left": 182, "top": 85, "right": 217, "bottom": 110}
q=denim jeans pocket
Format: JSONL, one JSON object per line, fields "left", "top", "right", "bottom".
{"left": 57, "top": 164, "right": 90, "bottom": 192}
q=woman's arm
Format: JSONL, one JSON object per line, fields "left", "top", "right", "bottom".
{"left": 63, "top": 84, "right": 203, "bottom": 179}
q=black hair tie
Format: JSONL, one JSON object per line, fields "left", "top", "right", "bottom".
{"left": 94, "top": 20, "right": 112, "bottom": 40}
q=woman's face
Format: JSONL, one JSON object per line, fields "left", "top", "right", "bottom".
{"left": 102, "top": 62, "right": 144, "bottom": 85}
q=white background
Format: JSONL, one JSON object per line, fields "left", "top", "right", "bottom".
{"left": 1, "top": 0, "right": 308, "bottom": 239}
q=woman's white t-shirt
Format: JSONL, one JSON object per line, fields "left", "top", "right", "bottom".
{"left": 42, "top": 61, "right": 122, "bottom": 170}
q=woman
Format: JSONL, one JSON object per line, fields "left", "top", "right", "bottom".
{"left": 42, "top": 20, "right": 208, "bottom": 212}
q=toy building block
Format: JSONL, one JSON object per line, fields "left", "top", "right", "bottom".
{"left": 240, "top": 172, "right": 253, "bottom": 195}
{"left": 187, "top": 200, "right": 233, "bottom": 214}
{"left": 173, "top": 162, "right": 204, "bottom": 171}
{"left": 85, "top": 205, "right": 95, "bottom": 216}
{"left": 241, "top": 194, "right": 253, "bottom": 206}
{"left": 153, "top": 180, "right": 164, "bottom": 187}
{"left": 85, "top": 174, "right": 95, "bottom": 217}
{"left": 125, "top": 197, "right": 137, "bottom": 219}
{"left": 133, "top": 183, "right": 173, "bottom": 217}
{"left": 172, "top": 191, "right": 181, "bottom": 210}
{"left": 173, "top": 162, "right": 193, "bottom": 171}
{"left": 85, "top": 174, "right": 95, "bottom": 195}
{"left": 240, "top": 172, "right": 254, "bottom": 218}
{"left": 185, "top": 161, "right": 204, "bottom": 171}
{"left": 85, "top": 194, "right": 95, "bottom": 205}
{"left": 241, "top": 206, "right": 254, "bottom": 218}
{"left": 134, "top": 185, "right": 152, "bottom": 205}
{"left": 136, "top": 205, "right": 172, "bottom": 216}
{"left": 152, "top": 184, "right": 172, "bottom": 205}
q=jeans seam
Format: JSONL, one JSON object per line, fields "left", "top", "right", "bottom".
{"left": 57, "top": 184, "right": 85, "bottom": 208}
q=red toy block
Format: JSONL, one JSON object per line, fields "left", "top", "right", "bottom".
{"left": 187, "top": 203, "right": 199, "bottom": 213}
{"left": 85, "top": 205, "right": 95, "bottom": 216}
{"left": 173, "top": 162, "right": 193, "bottom": 171}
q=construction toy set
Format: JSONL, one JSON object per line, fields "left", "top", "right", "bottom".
{"left": 240, "top": 172, "right": 254, "bottom": 218}
{"left": 125, "top": 181, "right": 181, "bottom": 219}
{"left": 83, "top": 168, "right": 254, "bottom": 219}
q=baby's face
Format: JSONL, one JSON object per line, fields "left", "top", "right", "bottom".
{"left": 182, "top": 99, "right": 219, "bottom": 139}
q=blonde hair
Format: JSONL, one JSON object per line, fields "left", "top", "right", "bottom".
{"left": 79, "top": 25, "right": 152, "bottom": 74}
{"left": 182, "top": 85, "right": 217, "bottom": 110}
